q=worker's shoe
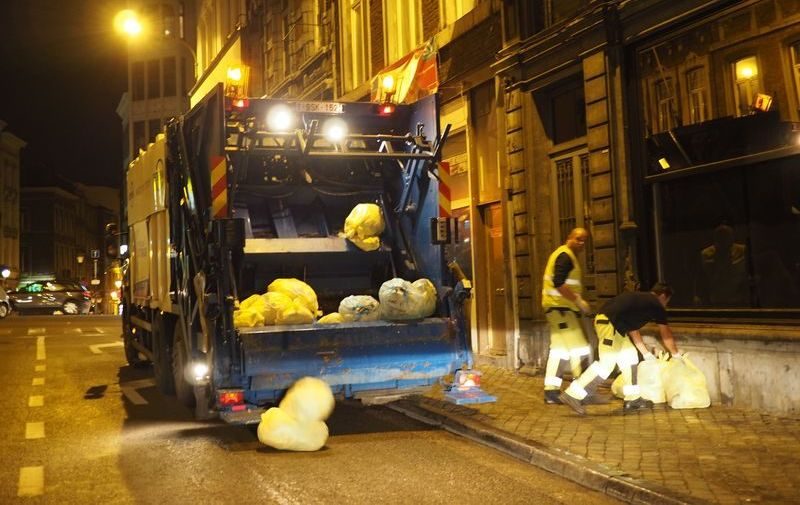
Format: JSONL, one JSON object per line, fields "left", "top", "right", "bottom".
{"left": 582, "top": 392, "right": 614, "bottom": 405}
{"left": 623, "top": 397, "right": 654, "bottom": 413}
{"left": 559, "top": 392, "right": 586, "bottom": 416}
{"left": 544, "top": 390, "right": 562, "bottom": 404}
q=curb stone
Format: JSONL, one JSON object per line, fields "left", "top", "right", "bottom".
{"left": 388, "top": 399, "right": 712, "bottom": 505}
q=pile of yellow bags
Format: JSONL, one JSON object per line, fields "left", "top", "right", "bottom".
{"left": 379, "top": 278, "right": 437, "bottom": 320}
{"left": 233, "top": 278, "right": 319, "bottom": 328}
{"left": 257, "top": 377, "right": 335, "bottom": 451}
{"left": 611, "top": 353, "right": 711, "bottom": 409}
{"left": 342, "top": 203, "right": 384, "bottom": 251}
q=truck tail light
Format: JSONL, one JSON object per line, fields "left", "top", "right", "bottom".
{"left": 379, "top": 103, "right": 396, "bottom": 115}
{"left": 217, "top": 389, "right": 244, "bottom": 408}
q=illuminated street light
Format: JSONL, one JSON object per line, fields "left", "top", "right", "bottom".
{"left": 1, "top": 267, "right": 10, "bottom": 279}
{"left": 114, "top": 9, "right": 197, "bottom": 79}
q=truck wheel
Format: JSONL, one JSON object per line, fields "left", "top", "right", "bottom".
{"left": 172, "top": 323, "right": 196, "bottom": 408}
{"left": 123, "top": 334, "right": 143, "bottom": 366}
{"left": 0, "top": 303, "right": 8, "bottom": 319}
{"left": 153, "top": 313, "right": 176, "bottom": 395}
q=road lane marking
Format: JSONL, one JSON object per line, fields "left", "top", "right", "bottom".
{"left": 25, "top": 422, "right": 45, "bottom": 439}
{"left": 119, "top": 378, "right": 156, "bottom": 405}
{"left": 28, "top": 328, "right": 46, "bottom": 335}
{"left": 89, "top": 341, "right": 124, "bottom": 354}
{"left": 32, "top": 377, "right": 45, "bottom": 386}
{"left": 28, "top": 396, "right": 44, "bottom": 407}
{"left": 35, "top": 364, "right": 45, "bottom": 372}
{"left": 36, "top": 337, "right": 45, "bottom": 360}
{"left": 65, "top": 328, "right": 83, "bottom": 335}
{"left": 18, "top": 466, "right": 44, "bottom": 496}
{"left": 95, "top": 327, "right": 107, "bottom": 334}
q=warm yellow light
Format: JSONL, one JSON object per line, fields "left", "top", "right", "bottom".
{"left": 114, "top": 280, "right": 122, "bottom": 289}
{"left": 114, "top": 10, "right": 142, "bottom": 37}
{"left": 735, "top": 57, "right": 758, "bottom": 81}
{"left": 227, "top": 67, "right": 243, "bottom": 82}
{"left": 658, "top": 158, "right": 670, "bottom": 170}
{"left": 382, "top": 75, "right": 395, "bottom": 93}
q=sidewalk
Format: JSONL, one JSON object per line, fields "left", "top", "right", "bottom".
{"left": 390, "top": 365, "right": 800, "bottom": 505}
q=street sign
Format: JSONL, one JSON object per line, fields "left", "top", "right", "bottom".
{"left": 90, "top": 249, "right": 100, "bottom": 259}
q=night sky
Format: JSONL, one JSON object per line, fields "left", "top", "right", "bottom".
{"left": 0, "top": 0, "right": 128, "bottom": 188}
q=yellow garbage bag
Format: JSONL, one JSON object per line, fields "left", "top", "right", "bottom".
{"left": 662, "top": 354, "right": 711, "bottom": 409}
{"left": 343, "top": 203, "right": 384, "bottom": 251}
{"left": 256, "top": 407, "right": 329, "bottom": 452}
{"left": 379, "top": 278, "right": 437, "bottom": 320}
{"left": 339, "top": 295, "right": 381, "bottom": 322}
{"left": 240, "top": 294, "right": 277, "bottom": 325}
{"left": 276, "top": 301, "right": 315, "bottom": 325}
{"left": 268, "top": 278, "right": 319, "bottom": 315}
{"left": 279, "top": 377, "right": 335, "bottom": 423}
{"left": 233, "top": 309, "right": 263, "bottom": 328}
{"left": 610, "top": 358, "right": 667, "bottom": 403}
{"left": 317, "top": 312, "right": 344, "bottom": 324}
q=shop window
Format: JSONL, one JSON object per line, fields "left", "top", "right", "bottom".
{"left": 440, "top": 0, "right": 476, "bottom": 27}
{"left": 551, "top": 77, "right": 586, "bottom": 144}
{"left": 147, "top": 59, "right": 161, "bottom": 99}
{"left": 686, "top": 67, "right": 708, "bottom": 124}
{"left": 655, "top": 156, "right": 800, "bottom": 309}
{"left": 733, "top": 56, "right": 759, "bottom": 116}
{"left": 655, "top": 78, "right": 676, "bottom": 132}
{"left": 383, "top": 0, "right": 421, "bottom": 62}
{"left": 132, "top": 62, "right": 145, "bottom": 101}
{"left": 340, "top": 0, "right": 370, "bottom": 92}
{"left": 442, "top": 130, "right": 469, "bottom": 208}
{"left": 552, "top": 151, "right": 595, "bottom": 274}
{"left": 163, "top": 57, "right": 177, "bottom": 97}
{"left": 471, "top": 81, "right": 499, "bottom": 203}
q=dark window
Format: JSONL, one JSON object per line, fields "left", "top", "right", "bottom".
{"left": 132, "top": 61, "right": 145, "bottom": 101}
{"left": 548, "top": 0, "right": 588, "bottom": 25}
{"left": 148, "top": 119, "right": 161, "bottom": 143}
{"left": 551, "top": 78, "right": 586, "bottom": 144}
{"left": 163, "top": 57, "right": 177, "bottom": 97}
{"left": 147, "top": 59, "right": 161, "bottom": 99}
{"left": 133, "top": 121, "right": 146, "bottom": 153}
{"left": 657, "top": 156, "right": 800, "bottom": 309}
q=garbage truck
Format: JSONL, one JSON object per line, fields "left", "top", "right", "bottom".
{"left": 121, "top": 83, "right": 476, "bottom": 422}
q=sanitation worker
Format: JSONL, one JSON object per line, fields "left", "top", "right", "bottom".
{"left": 559, "top": 282, "right": 682, "bottom": 415}
{"left": 541, "top": 227, "right": 593, "bottom": 405}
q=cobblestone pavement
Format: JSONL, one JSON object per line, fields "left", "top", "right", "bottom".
{"left": 404, "top": 366, "right": 800, "bottom": 505}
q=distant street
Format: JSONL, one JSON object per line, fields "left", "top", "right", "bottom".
{"left": 0, "top": 315, "right": 619, "bottom": 504}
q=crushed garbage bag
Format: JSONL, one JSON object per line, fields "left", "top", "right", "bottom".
{"left": 280, "top": 377, "right": 335, "bottom": 423}
{"left": 610, "top": 358, "right": 667, "bottom": 403}
{"left": 268, "top": 278, "right": 319, "bottom": 315}
{"left": 256, "top": 377, "right": 334, "bottom": 451}
{"left": 256, "top": 407, "right": 329, "bottom": 452}
{"left": 316, "top": 312, "right": 343, "bottom": 324}
{"left": 379, "top": 278, "right": 437, "bottom": 320}
{"left": 343, "top": 203, "right": 384, "bottom": 251}
{"left": 262, "top": 290, "right": 314, "bottom": 325}
{"left": 233, "top": 309, "right": 263, "bottom": 328}
{"left": 661, "top": 354, "right": 711, "bottom": 409}
{"left": 339, "top": 295, "right": 381, "bottom": 322}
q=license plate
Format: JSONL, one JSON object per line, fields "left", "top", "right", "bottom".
{"left": 294, "top": 101, "right": 344, "bottom": 114}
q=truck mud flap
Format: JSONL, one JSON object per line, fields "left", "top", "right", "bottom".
{"left": 238, "top": 318, "right": 462, "bottom": 399}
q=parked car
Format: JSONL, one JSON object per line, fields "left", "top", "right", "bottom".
{"left": 0, "top": 287, "right": 10, "bottom": 318}
{"left": 8, "top": 280, "right": 92, "bottom": 315}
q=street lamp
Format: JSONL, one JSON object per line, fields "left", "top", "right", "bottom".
{"left": 114, "top": 9, "right": 197, "bottom": 79}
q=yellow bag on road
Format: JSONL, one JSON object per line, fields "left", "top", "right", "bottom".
{"left": 610, "top": 358, "right": 667, "bottom": 403}
{"left": 662, "top": 354, "right": 711, "bottom": 409}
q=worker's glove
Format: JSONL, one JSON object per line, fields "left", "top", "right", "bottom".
{"left": 670, "top": 351, "right": 684, "bottom": 361}
{"left": 642, "top": 352, "right": 657, "bottom": 362}
{"left": 575, "top": 297, "right": 591, "bottom": 315}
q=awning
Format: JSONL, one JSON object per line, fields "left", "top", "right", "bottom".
{"left": 371, "top": 40, "right": 439, "bottom": 104}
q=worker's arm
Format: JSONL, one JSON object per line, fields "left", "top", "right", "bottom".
{"left": 627, "top": 330, "right": 653, "bottom": 358}
{"left": 552, "top": 253, "right": 590, "bottom": 313}
{"left": 657, "top": 323, "right": 680, "bottom": 356}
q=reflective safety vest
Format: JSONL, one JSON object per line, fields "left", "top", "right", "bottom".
{"left": 542, "top": 245, "right": 582, "bottom": 310}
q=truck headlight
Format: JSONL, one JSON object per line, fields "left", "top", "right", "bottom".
{"left": 192, "top": 362, "right": 209, "bottom": 381}
{"left": 267, "top": 104, "right": 294, "bottom": 132}
{"left": 322, "top": 117, "right": 348, "bottom": 143}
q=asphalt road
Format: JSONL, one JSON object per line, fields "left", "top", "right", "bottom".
{"left": 0, "top": 315, "right": 620, "bottom": 504}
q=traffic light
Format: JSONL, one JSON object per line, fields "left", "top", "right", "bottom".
{"left": 105, "top": 222, "right": 119, "bottom": 259}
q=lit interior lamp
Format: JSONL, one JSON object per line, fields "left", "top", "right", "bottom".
{"left": 76, "top": 253, "right": 85, "bottom": 265}
{"left": 1, "top": 267, "right": 10, "bottom": 279}
{"left": 114, "top": 280, "right": 123, "bottom": 289}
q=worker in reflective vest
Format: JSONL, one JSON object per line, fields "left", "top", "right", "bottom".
{"left": 541, "top": 228, "right": 592, "bottom": 405}
{"left": 559, "top": 282, "right": 682, "bottom": 415}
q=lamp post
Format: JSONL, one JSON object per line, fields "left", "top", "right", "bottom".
{"left": 76, "top": 253, "right": 85, "bottom": 283}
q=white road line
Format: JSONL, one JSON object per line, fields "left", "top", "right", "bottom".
{"left": 65, "top": 328, "right": 83, "bottom": 335}
{"left": 89, "top": 341, "right": 124, "bottom": 354}
{"left": 35, "top": 364, "right": 46, "bottom": 372}
{"left": 120, "top": 386, "right": 148, "bottom": 405}
{"left": 28, "top": 328, "right": 46, "bottom": 335}
{"left": 18, "top": 466, "right": 44, "bottom": 497}
{"left": 36, "top": 337, "right": 45, "bottom": 360}
{"left": 25, "top": 422, "right": 45, "bottom": 439}
{"left": 32, "top": 377, "right": 45, "bottom": 386}
{"left": 95, "top": 327, "right": 107, "bottom": 334}
{"left": 28, "top": 396, "right": 44, "bottom": 407}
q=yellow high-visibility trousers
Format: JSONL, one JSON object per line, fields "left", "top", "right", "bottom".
{"left": 543, "top": 309, "right": 590, "bottom": 390}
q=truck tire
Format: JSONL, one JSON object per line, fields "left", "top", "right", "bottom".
{"left": 172, "top": 323, "right": 196, "bottom": 408}
{"left": 152, "top": 313, "right": 176, "bottom": 395}
{"left": 123, "top": 334, "right": 143, "bottom": 366}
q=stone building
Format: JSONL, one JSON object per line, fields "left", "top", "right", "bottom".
{"left": 0, "top": 121, "right": 24, "bottom": 289}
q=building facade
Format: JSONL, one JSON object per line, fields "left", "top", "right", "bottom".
{"left": 0, "top": 121, "right": 24, "bottom": 289}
